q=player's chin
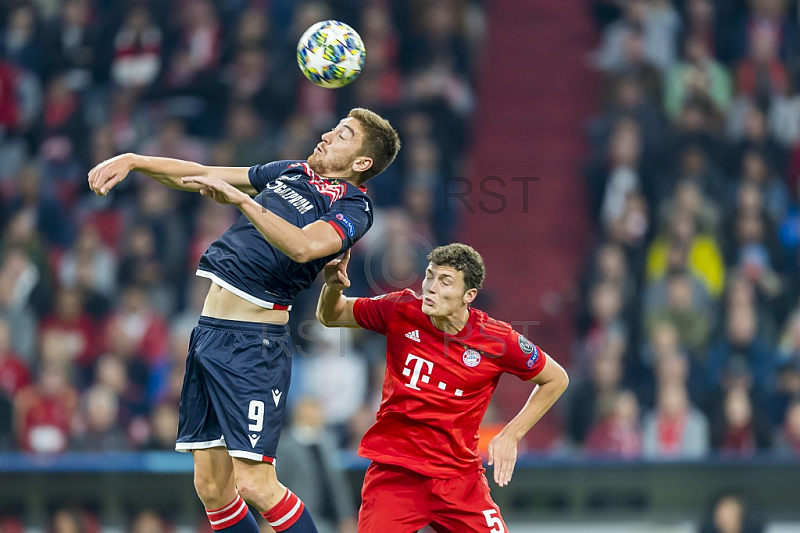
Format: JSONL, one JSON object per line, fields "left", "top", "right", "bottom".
{"left": 421, "top": 302, "right": 435, "bottom": 315}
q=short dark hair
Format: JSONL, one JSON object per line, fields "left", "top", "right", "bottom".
{"left": 348, "top": 108, "right": 401, "bottom": 183}
{"left": 427, "top": 243, "right": 486, "bottom": 291}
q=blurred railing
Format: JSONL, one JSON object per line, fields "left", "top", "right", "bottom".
{"left": 1, "top": 453, "right": 799, "bottom": 524}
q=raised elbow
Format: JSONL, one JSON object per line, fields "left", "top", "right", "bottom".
{"left": 558, "top": 368, "right": 570, "bottom": 394}
{"left": 291, "top": 239, "right": 329, "bottom": 263}
{"left": 289, "top": 246, "right": 313, "bottom": 264}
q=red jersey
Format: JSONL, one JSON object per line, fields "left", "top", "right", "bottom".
{"left": 353, "top": 289, "right": 547, "bottom": 478}
{"left": 15, "top": 385, "right": 77, "bottom": 453}
{"left": 0, "top": 352, "right": 30, "bottom": 397}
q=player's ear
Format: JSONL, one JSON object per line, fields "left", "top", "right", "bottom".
{"left": 463, "top": 288, "right": 477, "bottom": 305}
{"left": 352, "top": 156, "right": 373, "bottom": 173}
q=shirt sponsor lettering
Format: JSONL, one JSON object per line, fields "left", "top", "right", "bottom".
{"left": 265, "top": 180, "right": 315, "bottom": 214}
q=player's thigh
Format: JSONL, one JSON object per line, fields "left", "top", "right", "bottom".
{"left": 358, "top": 463, "right": 431, "bottom": 533}
{"left": 429, "top": 472, "right": 508, "bottom": 533}
{"left": 198, "top": 319, "right": 292, "bottom": 463}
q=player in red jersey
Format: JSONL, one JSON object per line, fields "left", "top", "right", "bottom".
{"left": 316, "top": 243, "right": 569, "bottom": 532}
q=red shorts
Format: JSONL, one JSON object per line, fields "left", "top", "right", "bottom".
{"left": 358, "top": 462, "right": 508, "bottom": 533}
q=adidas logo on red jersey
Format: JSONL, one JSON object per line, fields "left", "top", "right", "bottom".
{"left": 405, "top": 330, "right": 420, "bottom": 342}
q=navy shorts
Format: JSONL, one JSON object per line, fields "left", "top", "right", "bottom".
{"left": 175, "top": 316, "right": 292, "bottom": 463}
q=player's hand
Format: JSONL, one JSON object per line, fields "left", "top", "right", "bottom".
{"left": 322, "top": 249, "right": 351, "bottom": 290}
{"left": 181, "top": 175, "right": 250, "bottom": 205}
{"left": 487, "top": 431, "right": 518, "bottom": 487}
{"left": 88, "top": 153, "right": 134, "bottom": 196}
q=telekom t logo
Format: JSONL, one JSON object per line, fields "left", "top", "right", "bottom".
{"left": 403, "top": 354, "right": 433, "bottom": 390}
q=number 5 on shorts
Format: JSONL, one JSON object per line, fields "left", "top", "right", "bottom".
{"left": 482, "top": 509, "right": 504, "bottom": 533}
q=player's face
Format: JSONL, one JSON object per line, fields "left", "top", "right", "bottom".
{"left": 421, "top": 263, "right": 471, "bottom": 318}
{"left": 307, "top": 118, "right": 365, "bottom": 177}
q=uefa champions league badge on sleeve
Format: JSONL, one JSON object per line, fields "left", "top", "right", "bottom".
{"left": 522, "top": 342, "right": 540, "bottom": 368}
{"left": 462, "top": 348, "right": 481, "bottom": 367}
{"left": 518, "top": 335, "right": 539, "bottom": 368}
{"left": 335, "top": 213, "right": 355, "bottom": 237}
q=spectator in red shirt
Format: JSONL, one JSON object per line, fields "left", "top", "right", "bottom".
{"left": 0, "top": 61, "right": 20, "bottom": 131}
{"left": 39, "top": 287, "right": 99, "bottom": 373}
{"left": 585, "top": 389, "right": 643, "bottom": 458}
{"left": 711, "top": 384, "right": 772, "bottom": 456}
{"left": 14, "top": 362, "right": 77, "bottom": 453}
{"left": 110, "top": 5, "right": 162, "bottom": 90}
{"left": 103, "top": 285, "right": 169, "bottom": 368}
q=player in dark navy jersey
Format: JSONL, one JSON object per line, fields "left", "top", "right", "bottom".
{"left": 193, "top": 159, "right": 376, "bottom": 311}
{"left": 88, "top": 109, "right": 400, "bottom": 533}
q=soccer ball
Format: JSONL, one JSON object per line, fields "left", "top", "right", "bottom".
{"left": 297, "top": 20, "right": 365, "bottom": 89}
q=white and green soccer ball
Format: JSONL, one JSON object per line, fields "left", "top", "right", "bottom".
{"left": 296, "top": 20, "right": 365, "bottom": 89}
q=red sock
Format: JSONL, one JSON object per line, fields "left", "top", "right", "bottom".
{"left": 206, "top": 494, "right": 249, "bottom": 530}
{"left": 260, "top": 489, "right": 305, "bottom": 531}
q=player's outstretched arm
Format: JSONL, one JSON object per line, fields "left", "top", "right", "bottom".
{"left": 187, "top": 179, "right": 344, "bottom": 262}
{"left": 488, "top": 355, "right": 569, "bottom": 487}
{"left": 178, "top": 174, "right": 344, "bottom": 263}
{"left": 316, "top": 250, "right": 361, "bottom": 328}
{"left": 88, "top": 153, "right": 256, "bottom": 196}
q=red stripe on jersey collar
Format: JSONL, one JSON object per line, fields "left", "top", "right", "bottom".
{"left": 300, "top": 161, "right": 366, "bottom": 192}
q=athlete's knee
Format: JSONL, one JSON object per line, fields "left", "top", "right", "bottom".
{"left": 234, "top": 468, "right": 285, "bottom": 511}
{"left": 194, "top": 469, "right": 227, "bottom": 507}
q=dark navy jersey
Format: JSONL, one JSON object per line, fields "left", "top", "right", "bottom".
{"left": 197, "top": 160, "right": 373, "bottom": 310}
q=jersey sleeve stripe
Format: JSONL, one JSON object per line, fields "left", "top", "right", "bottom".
{"left": 326, "top": 219, "right": 345, "bottom": 240}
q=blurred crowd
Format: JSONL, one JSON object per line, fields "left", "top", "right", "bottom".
{"left": 1, "top": 0, "right": 798, "bottom": 500}
{"left": 0, "top": 0, "right": 483, "bottom": 474}
{"left": 574, "top": 0, "right": 800, "bottom": 461}
{"left": 1, "top": 0, "right": 799, "bottom": 530}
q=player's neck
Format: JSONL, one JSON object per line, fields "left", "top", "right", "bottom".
{"left": 324, "top": 173, "right": 359, "bottom": 186}
{"left": 315, "top": 167, "right": 358, "bottom": 183}
{"left": 429, "top": 306, "right": 471, "bottom": 335}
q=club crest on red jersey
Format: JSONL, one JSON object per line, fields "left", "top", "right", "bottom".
{"left": 462, "top": 348, "right": 481, "bottom": 367}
